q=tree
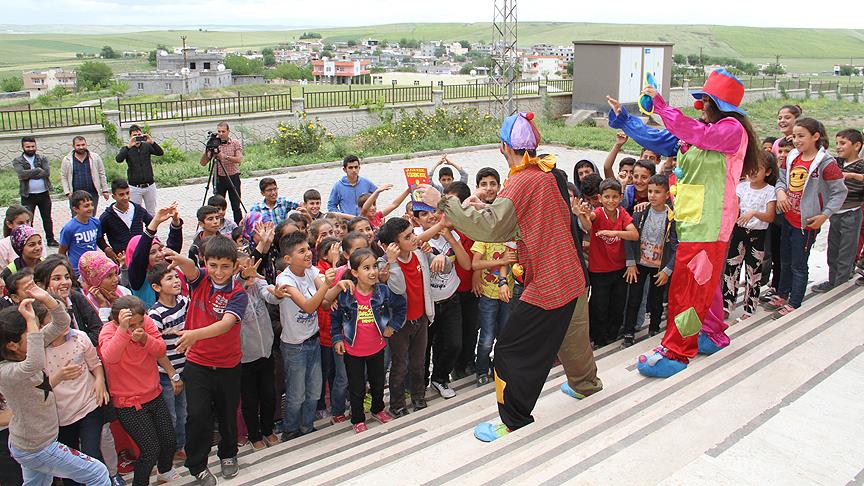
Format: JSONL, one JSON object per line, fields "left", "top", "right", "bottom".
{"left": 565, "top": 61, "right": 574, "bottom": 76}
{"left": 77, "top": 61, "right": 113, "bottom": 90}
{"left": 300, "top": 32, "right": 322, "bottom": 39}
{"left": 673, "top": 54, "right": 687, "bottom": 64}
{"left": 100, "top": 45, "right": 119, "bottom": 59}
{"left": 369, "top": 66, "right": 386, "bottom": 74}
{"left": 270, "top": 63, "right": 313, "bottom": 80}
{"left": 0, "top": 76, "right": 23, "bottom": 92}
{"left": 840, "top": 65, "right": 857, "bottom": 76}
{"left": 434, "top": 46, "right": 447, "bottom": 58}
{"left": 108, "top": 80, "right": 129, "bottom": 96}
{"left": 148, "top": 44, "right": 168, "bottom": 66}
{"left": 322, "top": 50, "right": 334, "bottom": 59}
{"left": 458, "top": 40, "right": 470, "bottom": 49}
{"left": 459, "top": 64, "right": 475, "bottom": 75}
{"left": 223, "top": 54, "right": 265, "bottom": 76}
{"left": 763, "top": 63, "right": 786, "bottom": 76}
{"left": 262, "top": 48, "right": 276, "bottom": 67}
{"left": 347, "top": 40, "right": 357, "bottom": 47}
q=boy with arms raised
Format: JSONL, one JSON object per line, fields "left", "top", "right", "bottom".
{"left": 164, "top": 234, "right": 248, "bottom": 486}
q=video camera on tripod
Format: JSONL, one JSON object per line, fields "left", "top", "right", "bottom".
{"left": 205, "top": 130, "right": 228, "bottom": 154}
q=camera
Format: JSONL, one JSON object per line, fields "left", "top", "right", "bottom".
{"left": 205, "top": 131, "right": 226, "bottom": 153}
{"left": 134, "top": 135, "right": 147, "bottom": 142}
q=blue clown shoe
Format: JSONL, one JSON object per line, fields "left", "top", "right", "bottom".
{"left": 636, "top": 351, "right": 687, "bottom": 378}
{"left": 474, "top": 422, "right": 511, "bottom": 442}
{"left": 560, "top": 382, "right": 588, "bottom": 400}
{"left": 697, "top": 333, "right": 724, "bottom": 355}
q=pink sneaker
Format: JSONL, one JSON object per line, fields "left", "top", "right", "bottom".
{"left": 371, "top": 410, "right": 394, "bottom": 424}
{"left": 352, "top": 422, "right": 368, "bottom": 434}
{"left": 330, "top": 414, "right": 347, "bottom": 424}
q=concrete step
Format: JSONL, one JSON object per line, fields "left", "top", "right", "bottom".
{"left": 159, "top": 282, "right": 864, "bottom": 485}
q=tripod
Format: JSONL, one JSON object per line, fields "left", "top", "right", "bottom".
{"left": 201, "top": 150, "right": 247, "bottom": 220}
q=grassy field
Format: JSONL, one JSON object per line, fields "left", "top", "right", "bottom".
{"left": 2, "top": 23, "right": 864, "bottom": 81}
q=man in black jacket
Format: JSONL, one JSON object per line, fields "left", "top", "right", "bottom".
{"left": 11, "top": 136, "right": 58, "bottom": 246}
{"left": 115, "top": 124, "right": 163, "bottom": 215}
{"left": 99, "top": 178, "right": 153, "bottom": 261}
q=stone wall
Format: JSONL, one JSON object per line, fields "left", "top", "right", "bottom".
{"left": 0, "top": 90, "right": 573, "bottom": 166}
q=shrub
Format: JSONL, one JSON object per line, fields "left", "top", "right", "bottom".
{"left": 153, "top": 139, "right": 188, "bottom": 165}
{"left": 352, "top": 107, "right": 497, "bottom": 154}
{"left": 270, "top": 113, "right": 332, "bottom": 155}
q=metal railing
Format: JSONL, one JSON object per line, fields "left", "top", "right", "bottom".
{"left": 0, "top": 103, "right": 102, "bottom": 133}
{"left": 302, "top": 85, "right": 433, "bottom": 109}
{"left": 442, "top": 77, "right": 572, "bottom": 101}
{"left": 118, "top": 93, "right": 293, "bottom": 125}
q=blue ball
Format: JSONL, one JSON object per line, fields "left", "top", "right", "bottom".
{"left": 674, "top": 167, "right": 683, "bottom": 178}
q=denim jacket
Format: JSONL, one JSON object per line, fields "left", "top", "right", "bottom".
{"left": 330, "top": 283, "right": 407, "bottom": 347}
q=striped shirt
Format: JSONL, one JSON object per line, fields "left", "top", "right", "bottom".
{"left": 148, "top": 295, "right": 189, "bottom": 375}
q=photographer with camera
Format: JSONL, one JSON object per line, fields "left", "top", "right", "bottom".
{"left": 116, "top": 124, "right": 163, "bottom": 215}
{"left": 199, "top": 121, "right": 244, "bottom": 224}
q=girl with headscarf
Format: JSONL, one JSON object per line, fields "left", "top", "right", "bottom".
{"left": 0, "top": 205, "right": 46, "bottom": 269}
{"left": 0, "top": 225, "right": 45, "bottom": 285}
{"left": 79, "top": 251, "right": 132, "bottom": 322}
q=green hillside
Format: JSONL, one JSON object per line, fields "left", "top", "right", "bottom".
{"left": 1, "top": 23, "right": 862, "bottom": 78}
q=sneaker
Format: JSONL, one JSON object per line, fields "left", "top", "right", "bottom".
{"left": 371, "top": 410, "right": 394, "bottom": 424}
{"left": 193, "top": 469, "right": 217, "bottom": 486}
{"left": 353, "top": 422, "right": 368, "bottom": 434}
{"left": 772, "top": 304, "right": 796, "bottom": 319}
{"left": 476, "top": 374, "right": 491, "bottom": 387}
{"left": 156, "top": 468, "right": 180, "bottom": 484}
{"left": 46, "top": 239, "right": 60, "bottom": 248}
{"left": 621, "top": 334, "right": 635, "bottom": 348}
{"left": 412, "top": 398, "right": 427, "bottom": 411}
{"left": 857, "top": 276, "right": 864, "bottom": 287}
{"left": 430, "top": 380, "right": 456, "bottom": 399}
{"left": 315, "top": 409, "right": 331, "bottom": 420}
{"left": 280, "top": 430, "right": 301, "bottom": 442}
{"left": 811, "top": 281, "right": 834, "bottom": 293}
{"left": 220, "top": 457, "right": 239, "bottom": 479}
{"left": 473, "top": 422, "right": 511, "bottom": 442}
{"left": 759, "top": 288, "right": 776, "bottom": 303}
{"left": 330, "top": 414, "right": 348, "bottom": 424}
{"left": 110, "top": 474, "right": 126, "bottom": 486}
{"left": 763, "top": 295, "right": 786, "bottom": 311}
{"left": 560, "top": 382, "right": 587, "bottom": 400}
{"left": 390, "top": 406, "right": 410, "bottom": 418}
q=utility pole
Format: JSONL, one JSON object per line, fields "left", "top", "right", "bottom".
{"left": 181, "top": 35, "right": 188, "bottom": 95}
{"left": 491, "top": 0, "right": 518, "bottom": 120}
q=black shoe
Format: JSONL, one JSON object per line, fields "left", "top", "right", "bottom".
{"left": 46, "top": 239, "right": 60, "bottom": 248}
{"left": 857, "top": 277, "right": 864, "bottom": 287}
{"left": 193, "top": 469, "right": 217, "bottom": 486}
{"left": 476, "top": 374, "right": 491, "bottom": 387}
{"left": 412, "top": 399, "right": 427, "bottom": 411}
{"left": 390, "top": 406, "right": 409, "bottom": 418}
{"left": 622, "top": 334, "right": 635, "bottom": 348}
{"left": 280, "top": 430, "right": 301, "bottom": 442}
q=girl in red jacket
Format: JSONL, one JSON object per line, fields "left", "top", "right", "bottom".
{"left": 99, "top": 295, "right": 178, "bottom": 485}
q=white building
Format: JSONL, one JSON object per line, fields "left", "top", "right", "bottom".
{"left": 521, "top": 56, "right": 565, "bottom": 80}
{"left": 22, "top": 68, "right": 77, "bottom": 96}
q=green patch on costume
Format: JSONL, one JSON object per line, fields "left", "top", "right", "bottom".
{"left": 675, "top": 307, "right": 702, "bottom": 337}
{"left": 674, "top": 147, "right": 726, "bottom": 243}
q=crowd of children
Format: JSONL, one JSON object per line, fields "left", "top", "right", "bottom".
{"left": 1, "top": 93, "right": 863, "bottom": 484}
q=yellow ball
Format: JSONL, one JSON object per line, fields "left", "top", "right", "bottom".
{"left": 669, "top": 185, "right": 677, "bottom": 197}
{"left": 512, "top": 263, "right": 524, "bottom": 279}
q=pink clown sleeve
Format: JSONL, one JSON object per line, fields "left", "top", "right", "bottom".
{"left": 653, "top": 95, "right": 745, "bottom": 155}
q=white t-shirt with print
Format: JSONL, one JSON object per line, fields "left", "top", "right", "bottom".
{"left": 736, "top": 181, "right": 777, "bottom": 230}
{"left": 276, "top": 266, "right": 321, "bottom": 344}
{"left": 414, "top": 227, "right": 459, "bottom": 302}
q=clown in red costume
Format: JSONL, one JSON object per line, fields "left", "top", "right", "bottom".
{"left": 634, "top": 69, "right": 763, "bottom": 377}
{"left": 418, "top": 112, "right": 602, "bottom": 441}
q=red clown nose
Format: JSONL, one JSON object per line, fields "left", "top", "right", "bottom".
{"left": 693, "top": 100, "right": 704, "bottom": 110}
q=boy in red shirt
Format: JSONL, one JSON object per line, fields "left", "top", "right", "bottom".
{"left": 379, "top": 217, "right": 452, "bottom": 417}
{"left": 165, "top": 234, "right": 248, "bottom": 486}
{"left": 587, "top": 178, "right": 639, "bottom": 347}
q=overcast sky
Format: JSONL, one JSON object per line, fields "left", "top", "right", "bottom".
{"left": 4, "top": 0, "right": 861, "bottom": 29}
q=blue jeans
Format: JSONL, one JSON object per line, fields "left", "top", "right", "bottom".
{"left": 10, "top": 441, "right": 109, "bottom": 486}
{"left": 476, "top": 296, "right": 511, "bottom": 377}
{"left": 160, "top": 374, "right": 187, "bottom": 450}
{"left": 281, "top": 337, "right": 322, "bottom": 434}
{"left": 318, "top": 345, "right": 348, "bottom": 417}
{"left": 778, "top": 217, "right": 819, "bottom": 308}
